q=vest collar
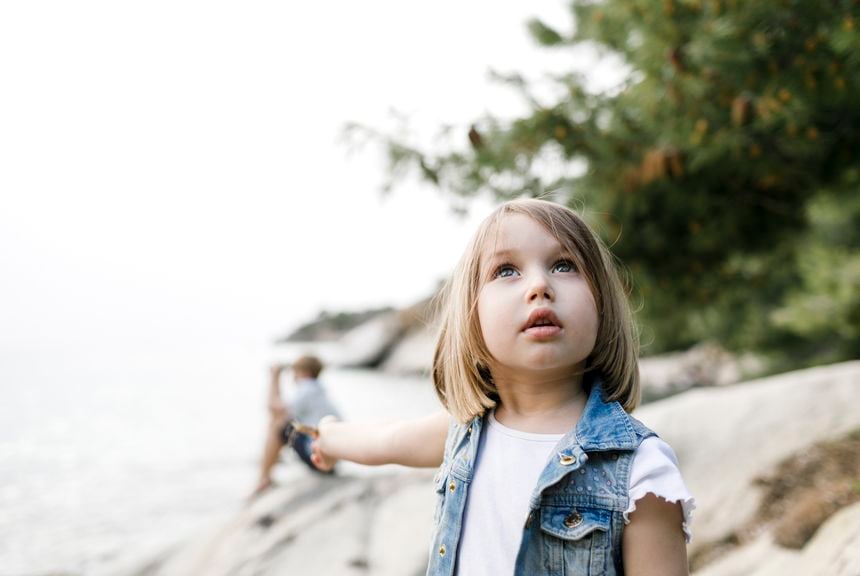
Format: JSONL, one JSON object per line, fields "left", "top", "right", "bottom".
{"left": 567, "top": 375, "right": 638, "bottom": 452}
{"left": 525, "top": 375, "right": 639, "bottom": 510}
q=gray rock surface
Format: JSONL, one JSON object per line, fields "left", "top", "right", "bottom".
{"left": 139, "top": 361, "right": 860, "bottom": 576}
{"left": 379, "top": 325, "right": 436, "bottom": 374}
{"left": 634, "top": 360, "right": 860, "bottom": 552}
{"left": 144, "top": 469, "right": 435, "bottom": 576}
{"left": 332, "top": 311, "right": 406, "bottom": 368}
{"left": 695, "top": 502, "right": 860, "bottom": 576}
{"left": 638, "top": 342, "right": 763, "bottom": 400}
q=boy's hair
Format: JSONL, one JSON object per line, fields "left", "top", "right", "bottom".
{"left": 292, "top": 354, "right": 324, "bottom": 378}
{"left": 432, "top": 198, "right": 640, "bottom": 422}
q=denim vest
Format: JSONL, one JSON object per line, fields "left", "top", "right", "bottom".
{"left": 427, "top": 380, "right": 655, "bottom": 576}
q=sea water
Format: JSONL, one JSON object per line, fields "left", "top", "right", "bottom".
{"left": 0, "top": 341, "right": 439, "bottom": 576}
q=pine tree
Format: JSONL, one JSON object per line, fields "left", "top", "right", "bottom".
{"left": 374, "top": 0, "right": 860, "bottom": 362}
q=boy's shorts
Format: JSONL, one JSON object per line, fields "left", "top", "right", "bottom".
{"left": 280, "top": 421, "right": 333, "bottom": 474}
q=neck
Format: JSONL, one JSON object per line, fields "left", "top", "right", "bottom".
{"left": 492, "top": 366, "right": 588, "bottom": 434}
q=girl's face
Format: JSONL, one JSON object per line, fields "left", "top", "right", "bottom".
{"left": 476, "top": 213, "right": 598, "bottom": 380}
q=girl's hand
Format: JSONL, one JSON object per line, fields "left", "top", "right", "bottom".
{"left": 310, "top": 415, "right": 340, "bottom": 472}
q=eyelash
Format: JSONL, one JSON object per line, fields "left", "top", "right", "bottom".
{"left": 552, "top": 259, "right": 576, "bottom": 273}
{"left": 491, "top": 259, "right": 577, "bottom": 279}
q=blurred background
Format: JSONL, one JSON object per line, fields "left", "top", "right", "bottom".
{"left": 1, "top": 1, "right": 857, "bottom": 575}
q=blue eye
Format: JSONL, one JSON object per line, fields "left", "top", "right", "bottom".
{"left": 494, "top": 264, "right": 518, "bottom": 278}
{"left": 552, "top": 260, "right": 575, "bottom": 273}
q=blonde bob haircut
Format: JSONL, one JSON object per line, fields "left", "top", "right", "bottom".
{"left": 432, "top": 198, "right": 640, "bottom": 423}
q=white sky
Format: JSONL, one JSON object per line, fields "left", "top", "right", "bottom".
{"left": 0, "top": 1, "right": 581, "bottom": 355}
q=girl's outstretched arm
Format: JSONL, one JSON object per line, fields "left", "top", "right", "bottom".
{"left": 622, "top": 494, "right": 690, "bottom": 576}
{"left": 311, "top": 410, "right": 449, "bottom": 470}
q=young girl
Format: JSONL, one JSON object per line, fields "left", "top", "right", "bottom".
{"left": 312, "top": 199, "right": 694, "bottom": 576}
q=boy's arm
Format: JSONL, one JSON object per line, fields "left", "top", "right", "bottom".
{"left": 268, "top": 364, "right": 288, "bottom": 418}
{"left": 313, "top": 410, "right": 449, "bottom": 469}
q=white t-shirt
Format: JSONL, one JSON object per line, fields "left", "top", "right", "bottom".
{"left": 455, "top": 410, "right": 695, "bottom": 576}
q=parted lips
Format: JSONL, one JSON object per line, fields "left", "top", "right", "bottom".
{"left": 523, "top": 308, "right": 562, "bottom": 331}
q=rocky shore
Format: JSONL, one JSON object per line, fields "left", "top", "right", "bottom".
{"left": 634, "top": 360, "right": 860, "bottom": 574}
{"left": 136, "top": 469, "right": 436, "bottom": 576}
{"left": 133, "top": 360, "right": 860, "bottom": 576}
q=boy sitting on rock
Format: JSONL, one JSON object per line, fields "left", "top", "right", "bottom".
{"left": 251, "top": 354, "right": 341, "bottom": 497}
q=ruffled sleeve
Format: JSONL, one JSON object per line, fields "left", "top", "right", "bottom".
{"left": 624, "top": 436, "right": 696, "bottom": 542}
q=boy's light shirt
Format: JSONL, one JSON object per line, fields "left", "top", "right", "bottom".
{"left": 287, "top": 377, "right": 341, "bottom": 426}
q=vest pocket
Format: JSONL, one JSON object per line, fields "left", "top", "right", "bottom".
{"left": 539, "top": 506, "right": 609, "bottom": 540}
{"left": 538, "top": 506, "right": 610, "bottom": 574}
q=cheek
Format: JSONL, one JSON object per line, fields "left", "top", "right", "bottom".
{"left": 582, "top": 294, "right": 600, "bottom": 347}
{"left": 476, "top": 287, "right": 496, "bottom": 330}
{"left": 477, "top": 288, "right": 512, "bottom": 354}
{"left": 476, "top": 296, "right": 496, "bottom": 346}
{"left": 569, "top": 286, "right": 599, "bottom": 340}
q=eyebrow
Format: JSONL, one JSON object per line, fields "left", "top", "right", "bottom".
{"left": 484, "top": 248, "right": 517, "bottom": 260}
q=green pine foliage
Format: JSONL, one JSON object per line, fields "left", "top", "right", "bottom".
{"left": 370, "top": 0, "right": 860, "bottom": 363}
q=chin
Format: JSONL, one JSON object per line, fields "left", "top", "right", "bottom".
{"left": 522, "top": 354, "right": 581, "bottom": 373}
{"left": 538, "top": 349, "right": 590, "bottom": 370}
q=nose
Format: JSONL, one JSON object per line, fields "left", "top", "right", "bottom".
{"left": 526, "top": 271, "right": 554, "bottom": 303}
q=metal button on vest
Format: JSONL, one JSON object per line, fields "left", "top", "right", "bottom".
{"left": 439, "top": 544, "right": 446, "bottom": 556}
{"left": 449, "top": 481, "right": 456, "bottom": 492}
{"left": 564, "top": 511, "right": 583, "bottom": 528}
{"left": 559, "top": 453, "right": 576, "bottom": 465}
